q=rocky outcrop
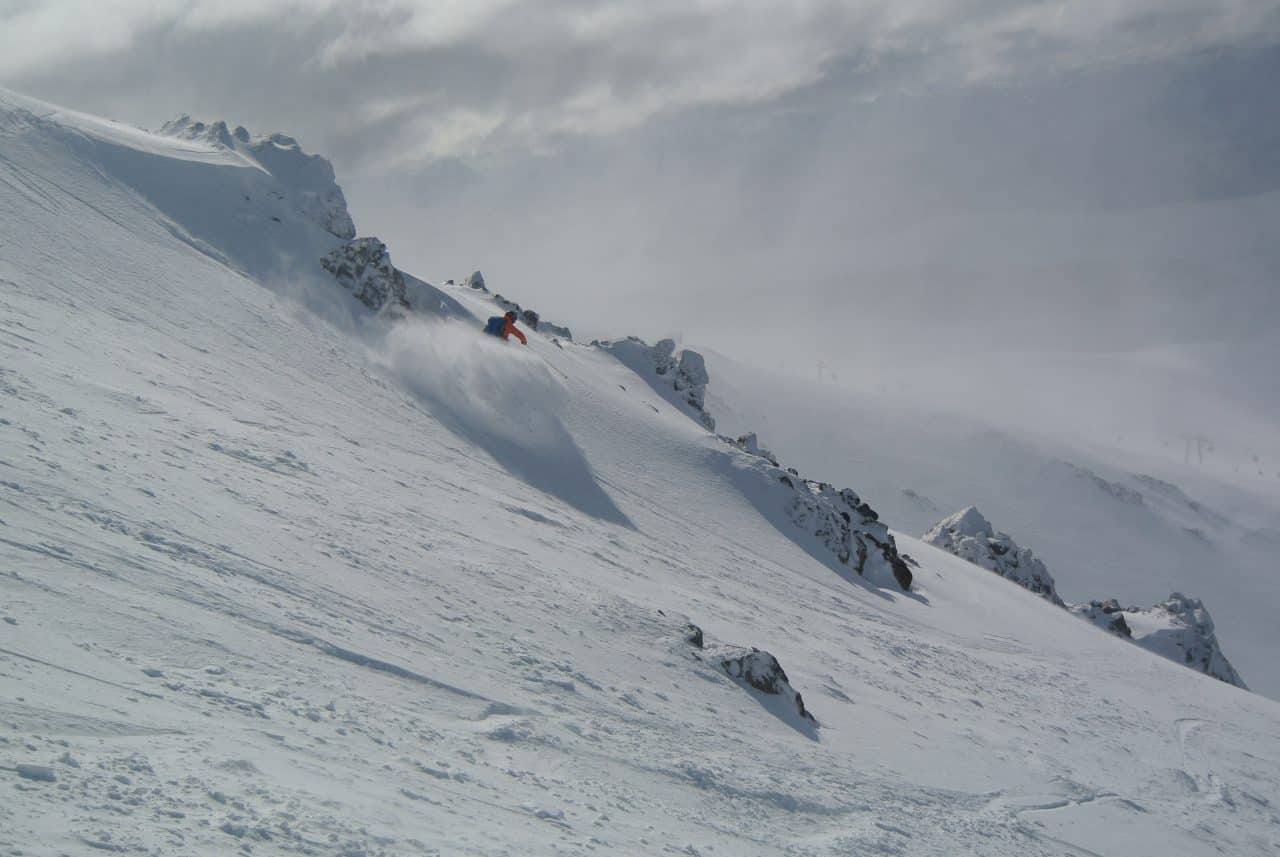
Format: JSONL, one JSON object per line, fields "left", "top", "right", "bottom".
{"left": 159, "top": 116, "right": 356, "bottom": 240}
{"left": 1072, "top": 593, "right": 1247, "bottom": 688}
{"left": 712, "top": 647, "right": 817, "bottom": 725}
{"left": 923, "top": 508, "right": 1247, "bottom": 688}
{"left": 783, "top": 476, "right": 913, "bottom": 591}
{"left": 321, "top": 238, "right": 408, "bottom": 312}
{"left": 680, "top": 624, "right": 816, "bottom": 725}
{"left": 713, "top": 427, "right": 912, "bottom": 592}
{"left": 465, "top": 270, "right": 487, "bottom": 291}
{"left": 923, "top": 507, "right": 1064, "bottom": 606}
{"left": 600, "top": 337, "right": 907, "bottom": 593}
{"left": 596, "top": 337, "right": 714, "bottom": 430}
{"left": 683, "top": 623, "right": 705, "bottom": 649}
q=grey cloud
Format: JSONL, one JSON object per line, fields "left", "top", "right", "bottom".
{"left": 5, "top": 0, "right": 1280, "bottom": 170}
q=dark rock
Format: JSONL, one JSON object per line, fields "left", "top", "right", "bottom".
{"left": 683, "top": 624, "right": 704, "bottom": 649}
{"left": 320, "top": 237, "right": 408, "bottom": 311}
{"left": 780, "top": 477, "right": 912, "bottom": 591}
{"left": 713, "top": 647, "right": 817, "bottom": 725}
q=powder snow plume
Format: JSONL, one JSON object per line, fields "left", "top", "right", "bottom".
{"left": 378, "top": 318, "right": 632, "bottom": 526}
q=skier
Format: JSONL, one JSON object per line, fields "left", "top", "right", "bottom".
{"left": 483, "top": 310, "right": 528, "bottom": 345}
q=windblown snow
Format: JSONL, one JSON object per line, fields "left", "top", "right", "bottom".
{"left": 2, "top": 88, "right": 1279, "bottom": 856}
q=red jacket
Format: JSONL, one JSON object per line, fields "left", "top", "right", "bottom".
{"left": 503, "top": 318, "right": 527, "bottom": 344}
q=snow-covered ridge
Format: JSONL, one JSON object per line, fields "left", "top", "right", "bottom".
{"left": 924, "top": 507, "right": 1246, "bottom": 686}
{"left": 159, "top": 115, "right": 356, "bottom": 241}
{"left": 443, "top": 270, "right": 574, "bottom": 339}
{"left": 595, "top": 337, "right": 714, "bottom": 430}
{"left": 0, "top": 90, "right": 361, "bottom": 287}
{"left": 923, "top": 507, "right": 1064, "bottom": 605}
{"left": 424, "top": 277, "right": 912, "bottom": 594}
{"left": 1072, "top": 594, "right": 1247, "bottom": 688}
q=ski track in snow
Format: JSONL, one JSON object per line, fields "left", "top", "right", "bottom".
{"left": 1, "top": 89, "right": 1279, "bottom": 856}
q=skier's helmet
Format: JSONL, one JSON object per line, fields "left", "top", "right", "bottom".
{"left": 505, "top": 310, "right": 518, "bottom": 321}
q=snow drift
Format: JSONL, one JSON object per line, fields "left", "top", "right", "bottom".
{"left": 380, "top": 319, "right": 631, "bottom": 527}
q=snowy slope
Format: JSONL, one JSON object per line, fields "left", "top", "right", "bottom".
{"left": 2, "top": 91, "right": 1280, "bottom": 856}
{"left": 704, "top": 352, "right": 1280, "bottom": 698}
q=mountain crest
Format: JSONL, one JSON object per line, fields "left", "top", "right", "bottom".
{"left": 158, "top": 113, "right": 356, "bottom": 241}
{"left": 924, "top": 506, "right": 1064, "bottom": 606}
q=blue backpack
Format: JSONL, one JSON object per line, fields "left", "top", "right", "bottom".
{"left": 483, "top": 316, "right": 506, "bottom": 337}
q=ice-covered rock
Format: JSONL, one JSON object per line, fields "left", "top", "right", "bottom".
{"left": 159, "top": 116, "right": 356, "bottom": 240}
{"left": 321, "top": 238, "right": 408, "bottom": 312}
{"left": 923, "top": 507, "right": 1064, "bottom": 606}
{"left": 1072, "top": 593, "right": 1247, "bottom": 688}
{"left": 465, "top": 270, "right": 487, "bottom": 291}
{"left": 597, "top": 337, "right": 714, "bottom": 430}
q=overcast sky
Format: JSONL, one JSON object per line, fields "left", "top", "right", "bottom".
{"left": 5, "top": 1, "right": 1280, "bottom": 376}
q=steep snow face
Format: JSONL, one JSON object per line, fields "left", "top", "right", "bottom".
{"left": 0, "top": 89, "right": 353, "bottom": 286}
{"left": 159, "top": 115, "right": 356, "bottom": 241}
{"left": 5, "top": 91, "right": 1280, "bottom": 857}
{"left": 597, "top": 337, "right": 715, "bottom": 429}
{"left": 321, "top": 237, "right": 409, "bottom": 312}
{"left": 1073, "top": 594, "right": 1248, "bottom": 688}
{"left": 924, "top": 507, "right": 1064, "bottom": 605}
